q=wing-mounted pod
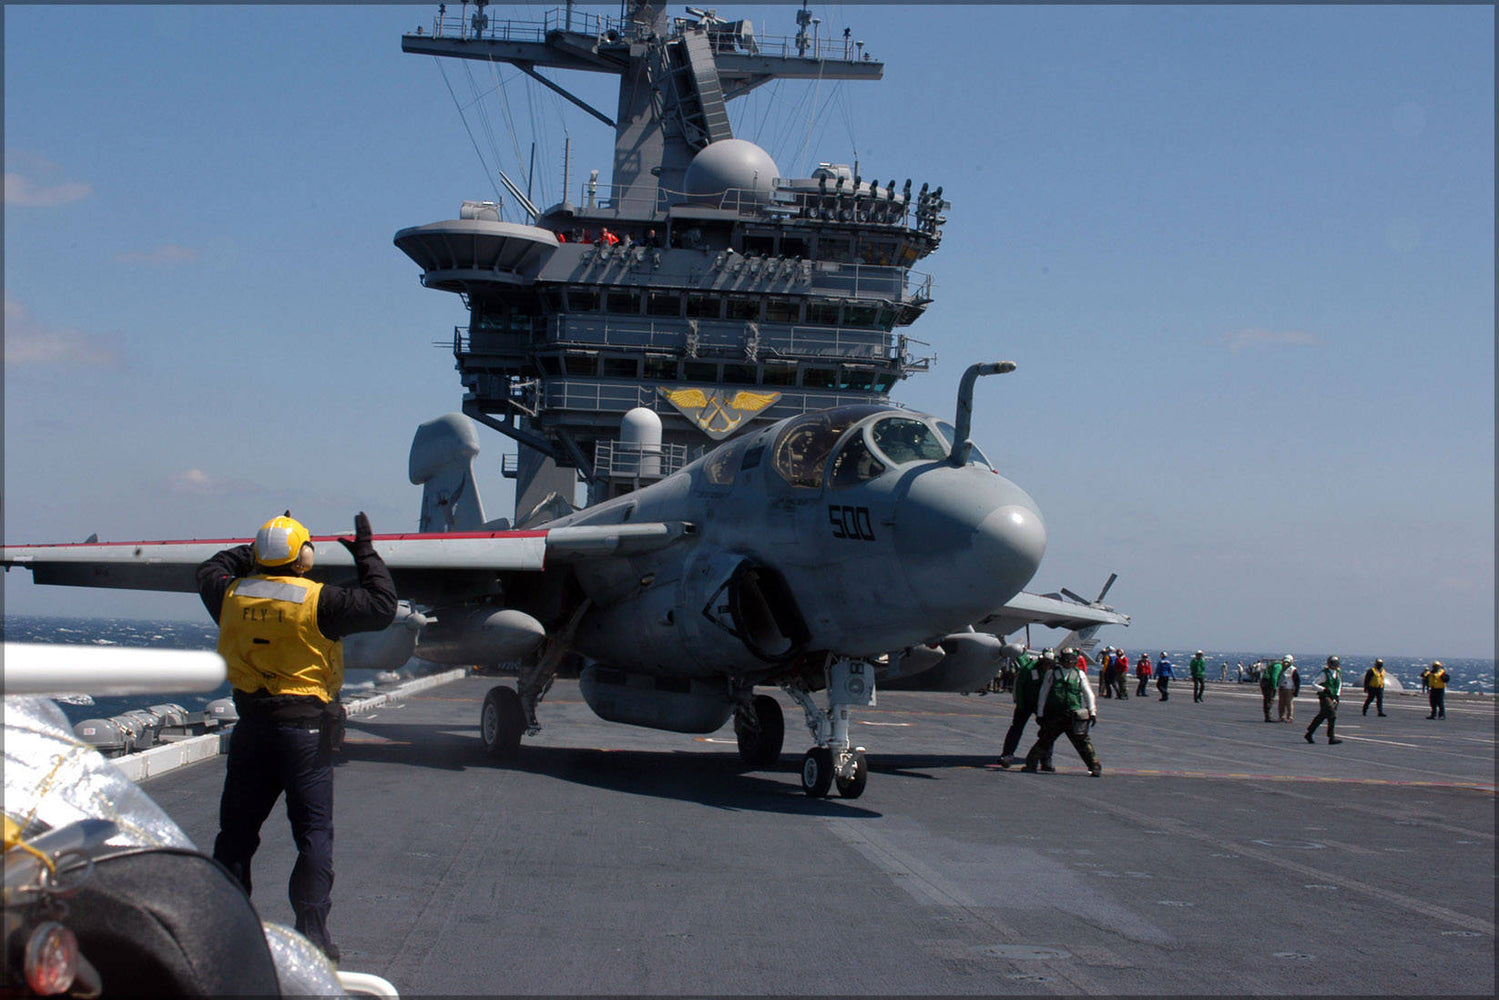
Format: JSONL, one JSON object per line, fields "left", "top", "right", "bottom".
{"left": 693, "top": 552, "right": 810, "bottom": 663}
{"left": 340, "top": 602, "right": 430, "bottom": 674}
{"left": 412, "top": 605, "right": 547, "bottom": 666}
{"left": 880, "top": 631, "right": 1006, "bottom": 692}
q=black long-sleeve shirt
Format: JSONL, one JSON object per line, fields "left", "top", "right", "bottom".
{"left": 196, "top": 542, "right": 398, "bottom": 639}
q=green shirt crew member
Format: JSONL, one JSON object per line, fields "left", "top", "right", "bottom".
{"left": 1305, "top": 655, "right": 1344, "bottom": 745}
{"left": 1260, "top": 659, "right": 1283, "bottom": 721}
{"left": 1362, "top": 659, "right": 1387, "bottom": 717}
{"left": 1189, "top": 651, "right": 1207, "bottom": 702}
{"left": 998, "top": 648, "right": 1053, "bottom": 768}
{"left": 1023, "top": 648, "right": 1102, "bottom": 776}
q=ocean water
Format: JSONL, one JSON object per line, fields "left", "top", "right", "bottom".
{"left": 4, "top": 617, "right": 1493, "bottom": 725}
{"left": 1102, "top": 647, "right": 1494, "bottom": 696}
{"left": 1, "top": 615, "right": 436, "bottom": 726}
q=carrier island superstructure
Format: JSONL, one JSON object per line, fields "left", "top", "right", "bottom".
{"left": 395, "top": 1, "right": 948, "bottom": 521}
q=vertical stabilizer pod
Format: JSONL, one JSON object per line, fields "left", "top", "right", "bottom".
{"left": 410, "top": 413, "right": 488, "bottom": 532}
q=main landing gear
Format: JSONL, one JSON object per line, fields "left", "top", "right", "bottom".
{"left": 784, "top": 657, "right": 875, "bottom": 799}
{"left": 733, "top": 693, "right": 785, "bottom": 767}
{"left": 484, "top": 600, "right": 592, "bottom": 758}
{"left": 480, "top": 685, "right": 525, "bottom": 759}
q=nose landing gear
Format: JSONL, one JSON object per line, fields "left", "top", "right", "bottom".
{"left": 785, "top": 657, "right": 875, "bottom": 798}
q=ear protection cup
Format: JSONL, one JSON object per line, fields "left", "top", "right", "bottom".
{"left": 293, "top": 544, "right": 316, "bottom": 573}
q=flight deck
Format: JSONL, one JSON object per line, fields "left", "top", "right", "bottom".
{"left": 140, "top": 677, "right": 1494, "bottom": 995}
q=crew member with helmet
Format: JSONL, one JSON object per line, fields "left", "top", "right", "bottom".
{"left": 1305, "top": 655, "right": 1344, "bottom": 745}
{"left": 1113, "top": 648, "right": 1130, "bottom": 699}
{"left": 1189, "top": 650, "right": 1207, "bottom": 703}
{"left": 196, "top": 512, "right": 397, "bottom": 963}
{"left": 1277, "top": 654, "right": 1299, "bottom": 722}
{"left": 1023, "top": 647, "right": 1102, "bottom": 777}
{"left": 1260, "top": 656, "right": 1282, "bottom": 722}
{"left": 1362, "top": 658, "right": 1388, "bottom": 717}
{"left": 1421, "top": 660, "right": 1449, "bottom": 719}
{"left": 1135, "top": 652, "right": 1153, "bottom": 698}
{"left": 998, "top": 648, "right": 1053, "bottom": 770}
{"left": 1155, "top": 651, "right": 1175, "bottom": 701}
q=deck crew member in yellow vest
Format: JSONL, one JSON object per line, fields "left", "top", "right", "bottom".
{"left": 1362, "top": 659, "right": 1387, "bottom": 717}
{"left": 197, "top": 512, "right": 396, "bottom": 964}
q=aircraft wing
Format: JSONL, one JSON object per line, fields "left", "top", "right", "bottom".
{"left": 1, "top": 523, "right": 693, "bottom": 605}
{"left": 972, "top": 591, "right": 1130, "bottom": 639}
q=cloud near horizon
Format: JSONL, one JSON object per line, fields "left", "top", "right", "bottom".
{"left": 1221, "top": 328, "right": 1322, "bottom": 354}
{"left": 4, "top": 171, "right": 92, "bottom": 207}
{"left": 166, "top": 469, "right": 269, "bottom": 497}
{"left": 3, "top": 297, "right": 121, "bottom": 367}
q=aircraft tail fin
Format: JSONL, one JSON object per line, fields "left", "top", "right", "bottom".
{"left": 1054, "top": 625, "right": 1107, "bottom": 664}
{"left": 409, "top": 414, "right": 509, "bottom": 532}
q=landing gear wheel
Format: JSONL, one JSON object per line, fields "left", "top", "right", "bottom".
{"left": 480, "top": 685, "right": 525, "bottom": 760}
{"left": 800, "top": 747, "right": 834, "bottom": 798}
{"left": 835, "top": 750, "right": 868, "bottom": 799}
{"left": 735, "top": 694, "right": 785, "bottom": 767}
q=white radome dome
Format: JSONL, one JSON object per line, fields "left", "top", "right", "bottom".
{"left": 683, "top": 139, "right": 780, "bottom": 203}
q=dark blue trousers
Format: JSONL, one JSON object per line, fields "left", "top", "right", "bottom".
{"left": 213, "top": 716, "right": 335, "bottom": 956}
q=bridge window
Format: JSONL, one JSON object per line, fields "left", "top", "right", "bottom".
{"left": 762, "top": 364, "right": 797, "bottom": 386}
{"left": 844, "top": 304, "right": 878, "bottom": 327}
{"left": 644, "top": 356, "right": 677, "bottom": 381}
{"left": 723, "top": 364, "right": 757, "bottom": 385}
{"left": 819, "top": 238, "right": 852, "bottom": 262}
{"left": 765, "top": 299, "right": 799, "bottom": 323}
{"left": 806, "top": 302, "right": 840, "bottom": 326}
{"left": 607, "top": 291, "right": 641, "bottom": 315}
{"left": 603, "top": 357, "right": 639, "bottom": 379}
{"left": 840, "top": 368, "right": 876, "bottom": 391}
{"left": 563, "top": 355, "right": 596, "bottom": 376}
{"left": 686, "top": 294, "right": 720, "bottom": 318}
{"left": 803, "top": 368, "right": 836, "bottom": 389}
{"left": 726, "top": 298, "right": 759, "bottom": 321}
{"left": 870, "top": 416, "right": 948, "bottom": 465}
{"left": 684, "top": 361, "right": 717, "bottom": 382}
{"left": 647, "top": 292, "right": 681, "bottom": 317}
{"left": 567, "top": 289, "right": 598, "bottom": 311}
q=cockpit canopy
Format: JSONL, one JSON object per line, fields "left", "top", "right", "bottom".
{"left": 692, "top": 405, "right": 995, "bottom": 492}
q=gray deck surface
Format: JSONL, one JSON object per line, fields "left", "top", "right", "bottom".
{"left": 143, "top": 678, "right": 1495, "bottom": 996}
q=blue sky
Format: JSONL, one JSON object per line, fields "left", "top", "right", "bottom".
{"left": 4, "top": 4, "right": 1494, "bottom": 658}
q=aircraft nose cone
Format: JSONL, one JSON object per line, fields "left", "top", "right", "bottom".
{"left": 894, "top": 466, "right": 1047, "bottom": 624}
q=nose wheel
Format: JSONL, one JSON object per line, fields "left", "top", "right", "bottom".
{"left": 800, "top": 746, "right": 868, "bottom": 798}
{"left": 786, "top": 657, "right": 876, "bottom": 798}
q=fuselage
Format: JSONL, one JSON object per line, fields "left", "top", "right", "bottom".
{"left": 556, "top": 404, "right": 1046, "bottom": 680}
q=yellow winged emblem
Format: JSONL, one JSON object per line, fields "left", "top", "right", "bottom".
{"left": 657, "top": 386, "right": 781, "bottom": 440}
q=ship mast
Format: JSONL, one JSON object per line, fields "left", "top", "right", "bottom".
{"left": 402, "top": 1, "right": 882, "bottom": 216}
{"left": 397, "top": 4, "right": 946, "bottom": 519}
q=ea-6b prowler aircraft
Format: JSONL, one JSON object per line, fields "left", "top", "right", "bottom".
{"left": 3, "top": 364, "right": 1126, "bottom": 797}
